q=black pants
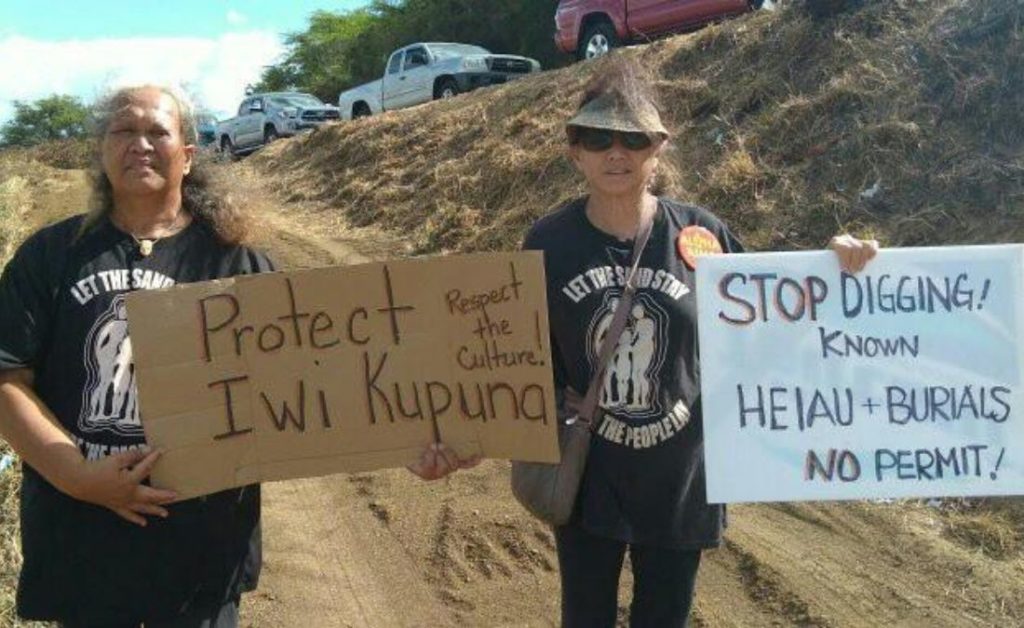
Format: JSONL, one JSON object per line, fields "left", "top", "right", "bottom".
{"left": 556, "top": 522, "right": 702, "bottom": 628}
{"left": 60, "top": 598, "right": 239, "bottom": 628}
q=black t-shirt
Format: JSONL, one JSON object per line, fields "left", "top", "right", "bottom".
{"left": 524, "top": 197, "right": 743, "bottom": 549}
{"left": 0, "top": 214, "right": 274, "bottom": 623}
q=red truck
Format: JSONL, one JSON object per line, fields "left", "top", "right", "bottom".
{"left": 555, "top": 0, "right": 764, "bottom": 60}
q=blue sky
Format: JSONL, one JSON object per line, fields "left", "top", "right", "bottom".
{"left": 0, "top": 1, "right": 371, "bottom": 123}
{"left": 0, "top": 1, "right": 370, "bottom": 41}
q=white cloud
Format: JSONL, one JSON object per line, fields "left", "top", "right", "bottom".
{"left": 227, "top": 10, "right": 248, "bottom": 26}
{"left": 0, "top": 32, "right": 286, "bottom": 123}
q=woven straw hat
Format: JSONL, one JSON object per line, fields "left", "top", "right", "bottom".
{"left": 566, "top": 88, "right": 669, "bottom": 138}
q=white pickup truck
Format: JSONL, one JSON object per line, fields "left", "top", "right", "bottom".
{"left": 216, "top": 92, "right": 340, "bottom": 156}
{"left": 337, "top": 43, "right": 541, "bottom": 120}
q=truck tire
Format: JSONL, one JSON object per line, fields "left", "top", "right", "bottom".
{"left": 220, "top": 136, "right": 236, "bottom": 159}
{"left": 264, "top": 125, "right": 279, "bottom": 144}
{"left": 579, "top": 21, "right": 618, "bottom": 61}
{"left": 352, "top": 102, "right": 371, "bottom": 119}
{"left": 435, "top": 78, "right": 459, "bottom": 100}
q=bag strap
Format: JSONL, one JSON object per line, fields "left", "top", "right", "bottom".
{"left": 575, "top": 205, "right": 656, "bottom": 428}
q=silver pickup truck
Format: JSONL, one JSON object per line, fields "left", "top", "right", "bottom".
{"left": 216, "top": 92, "right": 340, "bottom": 156}
{"left": 337, "top": 43, "right": 541, "bottom": 120}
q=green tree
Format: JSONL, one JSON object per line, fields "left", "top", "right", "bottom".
{"left": 0, "top": 94, "right": 90, "bottom": 147}
{"left": 254, "top": 9, "right": 376, "bottom": 103}
{"left": 255, "top": 65, "right": 302, "bottom": 93}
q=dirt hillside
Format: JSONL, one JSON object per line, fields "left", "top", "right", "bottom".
{"left": 251, "top": 0, "right": 1024, "bottom": 255}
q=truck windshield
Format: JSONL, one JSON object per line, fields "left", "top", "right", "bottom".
{"left": 268, "top": 95, "right": 324, "bottom": 108}
{"left": 429, "top": 44, "right": 490, "bottom": 59}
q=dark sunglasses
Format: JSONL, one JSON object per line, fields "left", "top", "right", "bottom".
{"left": 572, "top": 127, "right": 655, "bottom": 152}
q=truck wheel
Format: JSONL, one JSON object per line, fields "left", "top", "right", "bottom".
{"left": 579, "top": 21, "right": 618, "bottom": 60}
{"left": 353, "top": 103, "right": 371, "bottom": 119}
{"left": 264, "top": 126, "right": 279, "bottom": 144}
{"left": 436, "top": 79, "right": 459, "bottom": 100}
{"left": 220, "top": 136, "right": 236, "bottom": 159}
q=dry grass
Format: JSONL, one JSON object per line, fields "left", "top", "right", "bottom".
{"left": 253, "top": 0, "right": 1024, "bottom": 254}
{"left": 942, "top": 498, "right": 1024, "bottom": 560}
{"left": 0, "top": 448, "right": 21, "bottom": 625}
{"left": 0, "top": 155, "right": 31, "bottom": 625}
{"left": 24, "top": 139, "right": 92, "bottom": 171}
{"left": 0, "top": 162, "right": 31, "bottom": 266}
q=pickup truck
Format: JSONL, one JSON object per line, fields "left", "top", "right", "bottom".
{"left": 555, "top": 0, "right": 765, "bottom": 60}
{"left": 216, "top": 92, "right": 340, "bottom": 156}
{"left": 337, "top": 43, "right": 541, "bottom": 120}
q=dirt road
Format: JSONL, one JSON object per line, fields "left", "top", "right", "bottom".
{"left": 11, "top": 160, "right": 1021, "bottom": 627}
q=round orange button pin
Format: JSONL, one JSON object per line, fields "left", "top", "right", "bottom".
{"left": 677, "top": 225, "right": 723, "bottom": 270}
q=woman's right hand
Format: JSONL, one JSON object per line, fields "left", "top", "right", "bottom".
{"left": 829, "top": 234, "right": 879, "bottom": 273}
{"left": 68, "top": 448, "right": 178, "bottom": 526}
{"left": 406, "top": 442, "right": 482, "bottom": 481}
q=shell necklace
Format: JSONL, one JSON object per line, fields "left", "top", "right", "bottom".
{"left": 126, "top": 212, "right": 188, "bottom": 257}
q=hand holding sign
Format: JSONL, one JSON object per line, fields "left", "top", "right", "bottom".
{"left": 406, "top": 442, "right": 482, "bottom": 481}
{"left": 829, "top": 233, "right": 879, "bottom": 273}
{"left": 70, "top": 447, "right": 177, "bottom": 526}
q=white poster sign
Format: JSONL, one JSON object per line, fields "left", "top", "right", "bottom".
{"left": 696, "top": 245, "right": 1024, "bottom": 503}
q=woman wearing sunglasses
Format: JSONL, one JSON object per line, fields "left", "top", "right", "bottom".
{"left": 522, "top": 57, "right": 876, "bottom": 628}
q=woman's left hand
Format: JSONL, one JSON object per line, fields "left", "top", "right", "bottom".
{"left": 829, "top": 234, "right": 879, "bottom": 273}
{"left": 406, "top": 442, "right": 482, "bottom": 481}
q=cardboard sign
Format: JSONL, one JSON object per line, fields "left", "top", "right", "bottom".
{"left": 126, "top": 252, "right": 558, "bottom": 499}
{"left": 696, "top": 245, "right": 1024, "bottom": 503}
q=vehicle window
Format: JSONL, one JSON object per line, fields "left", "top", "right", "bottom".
{"left": 404, "top": 47, "right": 429, "bottom": 70}
{"left": 250, "top": 98, "right": 263, "bottom": 110}
{"left": 429, "top": 44, "right": 490, "bottom": 60}
{"left": 268, "top": 95, "right": 323, "bottom": 108}
{"left": 387, "top": 52, "right": 403, "bottom": 75}
{"left": 237, "top": 99, "right": 250, "bottom": 117}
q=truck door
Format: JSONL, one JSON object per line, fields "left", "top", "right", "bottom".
{"left": 231, "top": 99, "right": 251, "bottom": 146}
{"left": 676, "top": 0, "right": 749, "bottom": 26}
{"left": 627, "top": 0, "right": 675, "bottom": 36}
{"left": 382, "top": 50, "right": 406, "bottom": 111}
{"left": 242, "top": 97, "right": 265, "bottom": 146}
{"left": 629, "top": 1, "right": 747, "bottom": 37}
{"left": 400, "top": 45, "right": 433, "bottom": 107}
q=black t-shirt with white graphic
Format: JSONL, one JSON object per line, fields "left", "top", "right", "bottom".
{"left": 524, "top": 197, "right": 743, "bottom": 549}
{"left": 0, "top": 214, "right": 274, "bottom": 623}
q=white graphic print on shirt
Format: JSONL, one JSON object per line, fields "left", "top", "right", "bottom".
{"left": 77, "top": 294, "right": 142, "bottom": 436}
{"left": 586, "top": 291, "right": 670, "bottom": 420}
